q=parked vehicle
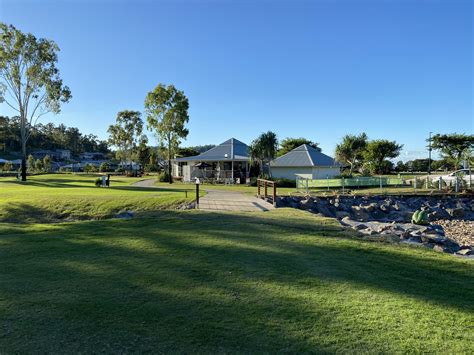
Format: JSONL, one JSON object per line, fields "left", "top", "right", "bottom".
{"left": 436, "top": 169, "right": 473, "bottom": 183}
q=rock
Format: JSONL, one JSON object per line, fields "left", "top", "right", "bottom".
{"left": 335, "top": 211, "right": 351, "bottom": 219}
{"left": 380, "top": 203, "right": 391, "bottom": 212}
{"left": 457, "top": 248, "right": 473, "bottom": 256}
{"left": 408, "top": 235, "right": 422, "bottom": 243}
{"left": 351, "top": 206, "right": 370, "bottom": 221}
{"left": 360, "top": 228, "right": 377, "bottom": 235}
{"left": 446, "top": 207, "right": 464, "bottom": 219}
{"left": 115, "top": 211, "right": 134, "bottom": 219}
{"left": 352, "top": 224, "right": 368, "bottom": 231}
{"left": 433, "top": 244, "right": 448, "bottom": 253}
{"left": 299, "top": 198, "right": 314, "bottom": 211}
{"left": 314, "top": 204, "right": 336, "bottom": 218}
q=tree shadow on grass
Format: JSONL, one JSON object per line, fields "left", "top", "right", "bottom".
{"left": 0, "top": 210, "right": 473, "bottom": 352}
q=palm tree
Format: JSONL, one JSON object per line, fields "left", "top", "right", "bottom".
{"left": 249, "top": 131, "right": 278, "bottom": 177}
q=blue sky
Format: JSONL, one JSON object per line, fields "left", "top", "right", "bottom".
{"left": 0, "top": 0, "right": 472, "bottom": 161}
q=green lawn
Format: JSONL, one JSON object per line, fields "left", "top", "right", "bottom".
{"left": 0, "top": 175, "right": 472, "bottom": 352}
{"left": 0, "top": 207, "right": 473, "bottom": 352}
{"left": 0, "top": 174, "right": 194, "bottom": 222}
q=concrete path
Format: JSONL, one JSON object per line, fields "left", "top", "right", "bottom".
{"left": 198, "top": 189, "right": 275, "bottom": 212}
{"left": 132, "top": 179, "right": 275, "bottom": 212}
{"left": 132, "top": 178, "right": 157, "bottom": 187}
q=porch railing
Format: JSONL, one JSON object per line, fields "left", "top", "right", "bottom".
{"left": 190, "top": 169, "right": 249, "bottom": 184}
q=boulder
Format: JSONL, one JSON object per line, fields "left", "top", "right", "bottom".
{"left": 457, "top": 248, "right": 473, "bottom": 256}
{"left": 335, "top": 211, "right": 351, "bottom": 219}
{"left": 299, "top": 198, "right": 315, "bottom": 211}
{"left": 446, "top": 207, "right": 464, "bottom": 219}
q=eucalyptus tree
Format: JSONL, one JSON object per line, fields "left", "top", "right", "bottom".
{"left": 334, "top": 133, "right": 368, "bottom": 175}
{"left": 0, "top": 23, "right": 71, "bottom": 180}
{"left": 107, "top": 110, "right": 147, "bottom": 172}
{"left": 144, "top": 84, "right": 189, "bottom": 184}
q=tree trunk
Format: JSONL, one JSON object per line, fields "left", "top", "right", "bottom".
{"left": 21, "top": 139, "right": 27, "bottom": 181}
{"left": 168, "top": 137, "right": 173, "bottom": 184}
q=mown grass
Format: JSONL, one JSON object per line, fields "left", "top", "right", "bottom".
{"left": 0, "top": 174, "right": 194, "bottom": 222}
{"left": 0, "top": 208, "right": 473, "bottom": 353}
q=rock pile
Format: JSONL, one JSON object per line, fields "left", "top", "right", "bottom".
{"left": 436, "top": 219, "right": 474, "bottom": 248}
{"left": 278, "top": 195, "right": 474, "bottom": 256}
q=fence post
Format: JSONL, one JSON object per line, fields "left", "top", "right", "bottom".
{"left": 455, "top": 177, "right": 459, "bottom": 193}
{"left": 264, "top": 180, "right": 268, "bottom": 199}
{"left": 306, "top": 177, "right": 309, "bottom": 194}
{"left": 379, "top": 176, "right": 382, "bottom": 191}
{"left": 327, "top": 176, "right": 329, "bottom": 191}
{"left": 342, "top": 177, "right": 345, "bottom": 194}
{"left": 273, "top": 182, "right": 276, "bottom": 207}
{"left": 257, "top": 179, "right": 261, "bottom": 197}
{"left": 414, "top": 177, "right": 417, "bottom": 192}
{"left": 438, "top": 176, "right": 442, "bottom": 191}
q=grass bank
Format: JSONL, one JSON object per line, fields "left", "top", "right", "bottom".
{"left": 0, "top": 209, "right": 472, "bottom": 352}
{"left": 0, "top": 174, "right": 194, "bottom": 222}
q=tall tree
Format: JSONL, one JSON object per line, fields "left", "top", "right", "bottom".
{"left": 277, "top": 137, "right": 320, "bottom": 157}
{"left": 431, "top": 133, "right": 474, "bottom": 169}
{"left": 107, "top": 110, "right": 147, "bottom": 172}
{"left": 363, "top": 139, "right": 403, "bottom": 174}
{"left": 145, "top": 84, "right": 189, "bottom": 184}
{"left": 249, "top": 131, "right": 278, "bottom": 176}
{"left": 334, "top": 133, "right": 368, "bottom": 175}
{"left": 0, "top": 23, "right": 71, "bottom": 181}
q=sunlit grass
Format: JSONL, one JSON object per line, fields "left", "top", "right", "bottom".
{"left": 0, "top": 209, "right": 472, "bottom": 352}
{"left": 0, "top": 174, "right": 194, "bottom": 222}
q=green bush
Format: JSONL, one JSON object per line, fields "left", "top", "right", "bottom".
{"left": 99, "top": 162, "right": 110, "bottom": 172}
{"left": 94, "top": 178, "right": 102, "bottom": 187}
{"left": 158, "top": 171, "right": 171, "bottom": 182}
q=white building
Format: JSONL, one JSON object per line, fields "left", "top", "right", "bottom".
{"left": 270, "top": 144, "right": 341, "bottom": 180}
{"left": 172, "top": 138, "right": 250, "bottom": 183}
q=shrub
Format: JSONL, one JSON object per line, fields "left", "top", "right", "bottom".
{"left": 94, "top": 177, "right": 102, "bottom": 187}
{"left": 34, "top": 159, "right": 43, "bottom": 172}
{"left": 158, "top": 171, "right": 170, "bottom": 182}
{"left": 84, "top": 164, "right": 98, "bottom": 173}
{"left": 99, "top": 162, "right": 110, "bottom": 172}
{"left": 2, "top": 161, "right": 13, "bottom": 172}
{"left": 43, "top": 155, "right": 52, "bottom": 173}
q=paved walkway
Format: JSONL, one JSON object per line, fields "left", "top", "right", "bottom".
{"left": 132, "top": 178, "right": 157, "bottom": 187}
{"left": 132, "top": 179, "right": 275, "bottom": 212}
{"left": 198, "top": 190, "right": 275, "bottom": 212}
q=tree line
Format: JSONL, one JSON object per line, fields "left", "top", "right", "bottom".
{"left": 0, "top": 116, "right": 109, "bottom": 156}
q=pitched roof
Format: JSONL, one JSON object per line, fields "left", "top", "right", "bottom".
{"left": 175, "top": 138, "right": 249, "bottom": 162}
{"left": 270, "top": 144, "right": 339, "bottom": 167}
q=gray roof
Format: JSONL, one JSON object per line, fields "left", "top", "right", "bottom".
{"left": 175, "top": 138, "right": 249, "bottom": 162}
{"left": 270, "top": 144, "right": 340, "bottom": 167}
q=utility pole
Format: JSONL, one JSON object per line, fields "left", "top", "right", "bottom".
{"left": 428, "top": 132, "right": 433, "bottom": 175}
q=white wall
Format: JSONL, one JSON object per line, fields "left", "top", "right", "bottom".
{"left": 271, "top": 166, "right": 340, "bottom": 180}
{"left": 271, "top": 167, "right": 313, "bottom": 180}
{"left": 312, "top": 167, "right": 340, "bottom": 179}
